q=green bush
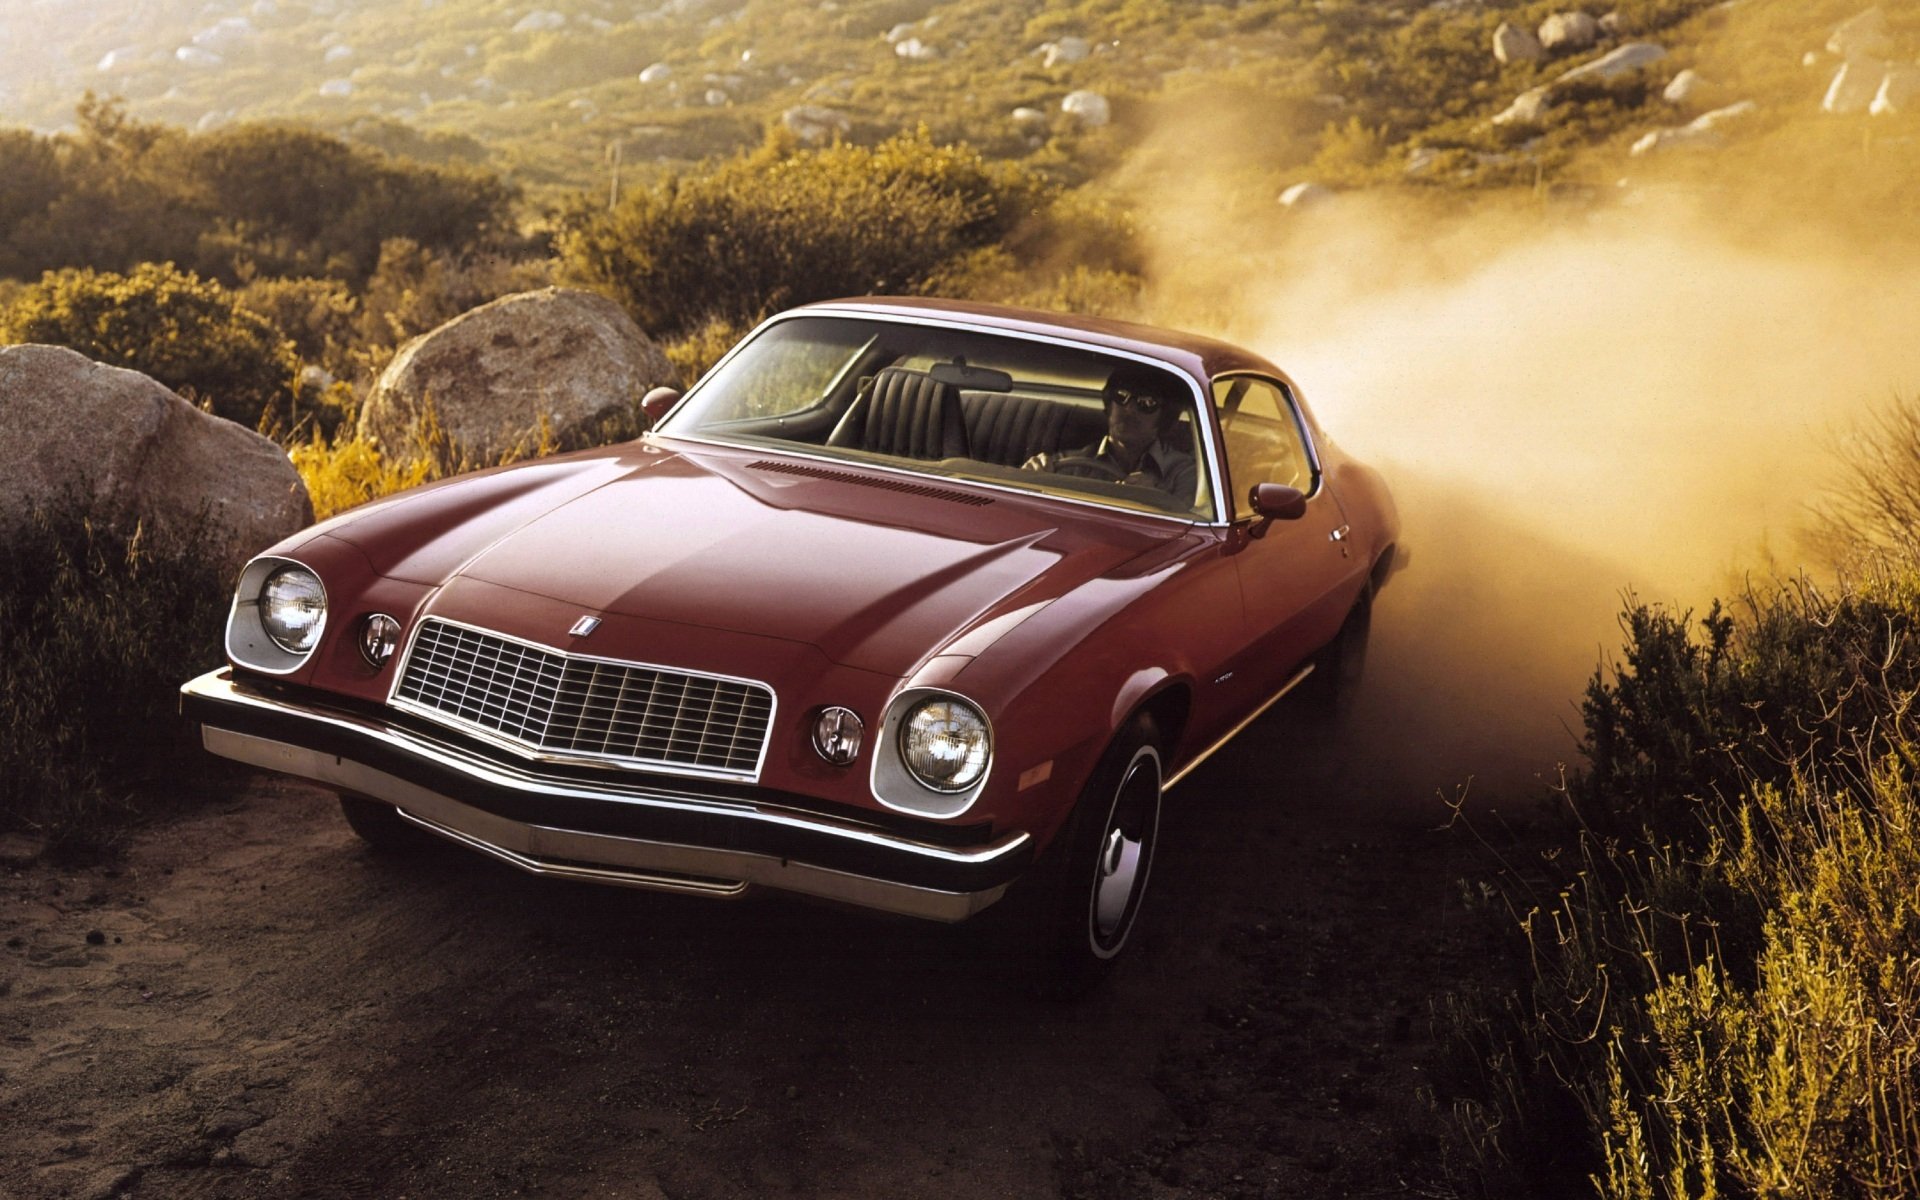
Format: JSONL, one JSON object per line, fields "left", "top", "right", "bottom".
{"left": 0, "top": 98, "right": 517, "bottom": 291}
{"left": 0, "top": 505, "right": 235, "bottom": 857}
{"left": 0, "top": 262, "right": 298, "bottom": 430}
{"left": 180, "top": 122, "right": 517, "bottom": 284}
{"left": 554, "top": 127, "right": 1052, "bottom": 339}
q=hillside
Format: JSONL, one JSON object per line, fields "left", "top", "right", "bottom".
{"left": 4, "top": 0, "right": 1912, "bottom": 200}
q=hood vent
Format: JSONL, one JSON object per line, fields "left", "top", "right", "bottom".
{"left": 747, "top": 459, "right": 994, "bottom": 506}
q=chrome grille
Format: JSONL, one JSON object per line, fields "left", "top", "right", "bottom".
{"left": 393, "top": 619, "right": 774, "bottom": 777}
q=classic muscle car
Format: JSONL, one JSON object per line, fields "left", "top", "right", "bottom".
{"left": 180, "top": 296, "right": 1401, "bottom": 991}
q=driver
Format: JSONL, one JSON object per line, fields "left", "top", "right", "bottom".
{"left": 1022, "top": 364, "right": 1198, "bottom": 503}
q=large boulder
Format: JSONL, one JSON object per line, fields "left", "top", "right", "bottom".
{"left": 1824, "top": 59, "right": 1886, "bottom": 113}
{"left": 1663, "top": 67, "right": 1706, "bottom": 106}
{"left": 1492, "top": 86, "right": 1555, "bottom": 126}
{"left": 782, "top": 104, "right": 850, "bottom": 144}
{"left": 1278, "top": 181, "right": 1335, "bottom": 209}
{"left": 1539, "top": 12, "right": 1600, "bottom": 54}
{"left": 1873, "top": 64, "right": 1920, "bottom": 115}
{"left": 0, "top": 345, "right": 311, "bottom": 570}
{"left": 1630, "top": 100, "right": 1757, "bottom": 155}
{"left": 1558, "top": 42, "right": 1667, "bottom": 84}
{"left": 357, "top": 288, "right": 674, "bottom": 467}
{"left": 1041, "top": 37, "right": 1092, "bottom": 68}
{"left": 1493, "top": 22, "right": 1544, "bottom": 65}
{"left": 1828, "top": 8, "right": 1894, "bottom": 61}
{"left": 1061, "top": 90, "right": 1112, "bottom": 126}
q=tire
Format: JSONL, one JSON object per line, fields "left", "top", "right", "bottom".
{"left": 337, "top": 793, "right": 437, "bottom": 854}
{"left": 1023, "top": 713, "right": 1165, "bottom": 998}
{"left": 1300, "top": 591, "right": 1371, "bottom": 723}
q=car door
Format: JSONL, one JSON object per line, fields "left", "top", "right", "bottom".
{"left": 1211, "top": 375, "right": 1362, "bottom": 700}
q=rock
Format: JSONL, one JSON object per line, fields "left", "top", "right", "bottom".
{"left": 511, "top": 10, "right": 566, "bottom": 34}
{"left": 1493, "top": 22, "right": 1544, "bottom": 64}
{"left": 1061, "top": 90, "right": 1111, "bottom": 126}
{"left": 1010, "top": 106, "right": 1048, "bottom": 128}
{"left": 1828, "top": 8, "right": 1894, "bottom": 61}
{"left": 639, "top": 62, "right": 672, "bottom": 84}
{"left": 781, "top": 104, "right": 849, "bottom": 145}
{"left": 894, "top": 37, "right": 937, "bottom": 61}
{"left": 318, "top": 78, "right": 352, "bottom": 98}
{"left": 356, "top": 288, "right": 674, "bottom": 467}
{"left": 0, "top": 346, "right": 312, "bottom": 571}
{"left": 1492, "top": 86, "right": 1554, "bottom": 126}
{"left": 1598, "top": 11, "right": 1628, "bottom": 36}
{"left": 1557, "top": 42, "right": 1666, "bottom": 84}
{"left": 1278, "top": 182, "right": 1334, "bottom": 209}
{"left": 883, "top": 22, "right": 917, "bottom": 44}
{"left": 176, "top": 45, "right": 223, "bottom": 68}
{"left": 1824, "top": 59, "right": 1885, "bottom": 113}
{"left": 96, "top": 46, "right": 142, "bottom": 73}
{"left": 1538, "top": 12, "right": 1600, "bottom": 53}
{"left": 703, "top": 88, "right": 729, "bottom": 106}
{"left": 1404, "top": 147, "right": 1442, "bottom": 176}
{"left": 323, "top": 44, "right": 353, "bottom": 63}
{"left": 1690, "top": 99, "right": 1758, "bottom": 132}
{"left": 1663, "top": 67, "right": 1705, "bottom": 105}
{"left": 1042, "top": 37, "right": 1091, "bottom": 68}
{"left": 1630, "top": 100, "right": 1757, "bottom": 155}
{"left": 1872, "top": 64, "right": 1920, "bottom": 115}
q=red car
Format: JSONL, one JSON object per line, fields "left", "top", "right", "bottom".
{"left": 181, "top": 297, "right": 1400, "bottom": 991}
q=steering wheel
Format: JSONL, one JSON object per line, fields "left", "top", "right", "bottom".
{"left": 1052, "top": 456, "right": 1129, "bottom": 483}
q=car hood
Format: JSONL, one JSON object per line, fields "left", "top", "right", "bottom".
{"left": 338, "top": 442, "right": 1188, "bottom": 677}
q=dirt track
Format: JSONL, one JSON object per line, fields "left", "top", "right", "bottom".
{"left": 1, "top": 696, "right": 1505, "bottom": 1200}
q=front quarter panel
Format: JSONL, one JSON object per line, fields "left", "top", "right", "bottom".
{"left": 933, "top": 529, "right": 1231, "bottom": 853}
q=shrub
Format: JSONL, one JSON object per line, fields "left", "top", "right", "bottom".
{"left": 1812, "top": 392, "right": 1920, "bottom": 572}
{"left": 178, "top": 123, "right": 518, "bottom": 284}
{"left": 236, "top": 274, "right": 361, "bottom": 383}
{"left": 290, "top": 426, "right": 437, "bottom": 521}
{"left": 555, "top": 127, "right": 1052, "bottom": 339}
{"left": 0, "top": 262, "right": 298, "bottom": 430}
{"left": 1460, "top": 577, "right": 1920, "bottom": 1197}
{"left": 0, "top": 504, "right": 235, "bottom": 857}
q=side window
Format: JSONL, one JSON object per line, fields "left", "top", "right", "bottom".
{"left": 1211, "top": 376, "right": 1316, "bottom": 520}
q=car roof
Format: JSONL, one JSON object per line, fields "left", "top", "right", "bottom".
{"left": 792, "top": 296, "right": 1290, "bottom": 383}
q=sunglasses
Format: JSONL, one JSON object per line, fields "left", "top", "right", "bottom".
{"left": 1109, "top": 389, "right": 1164, "bottom": 415}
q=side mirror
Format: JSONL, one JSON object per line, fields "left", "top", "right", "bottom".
{"left": 640, "top": 386, "right": 682, "bottom": 428}
{"left": 1249, "top": 483, "right": 1307, "bottom": 521}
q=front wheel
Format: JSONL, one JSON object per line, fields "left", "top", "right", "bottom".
{"left": 1024, "top": 714, "right": 1165, "bottom": 997}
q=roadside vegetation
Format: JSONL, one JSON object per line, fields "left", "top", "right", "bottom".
{"left": 0, "top": 508, "right": 234, "bottom": 857}
{"left": 1440, "top": 397, "right": 1920, "bottom": 1196}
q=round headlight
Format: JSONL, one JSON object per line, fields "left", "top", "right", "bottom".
{"left": 260, "top": 565, "right": 326, "bottom": 654}
{"left": 360, "top": 613, "right": 402, "bottom": 667}
{"left": 899, "top": 697, "right": 990, "bottom": 793}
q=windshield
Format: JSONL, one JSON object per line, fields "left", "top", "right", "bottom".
{"left": 658, "top": 315, "right": 1214, "bottom": 520}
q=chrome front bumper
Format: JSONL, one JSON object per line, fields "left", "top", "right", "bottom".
{"left": 180, "top": 669, "right": 1030, "bottom": 922}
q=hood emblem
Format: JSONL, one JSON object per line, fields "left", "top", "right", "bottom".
{"left": 569, "top": 616, "right": 602, "bottom": 638}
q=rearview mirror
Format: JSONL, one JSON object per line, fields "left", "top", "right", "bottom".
{"left": 1249, "top": 483, "right": 1307, "bottom": 521}
{"left": 640, "top": 386, "right": 682, "bottom": 427}
{"left": 929, "top": 361, "right": 1013, "bottom": 392}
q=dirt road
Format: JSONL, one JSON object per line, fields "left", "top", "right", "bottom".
{"left": 1, "top": 701, "right": 1505, "bottom": 1200}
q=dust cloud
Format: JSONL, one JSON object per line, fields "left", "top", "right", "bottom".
{"left": 1115, "top": 99, "right": 1920, "bottom": 808}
